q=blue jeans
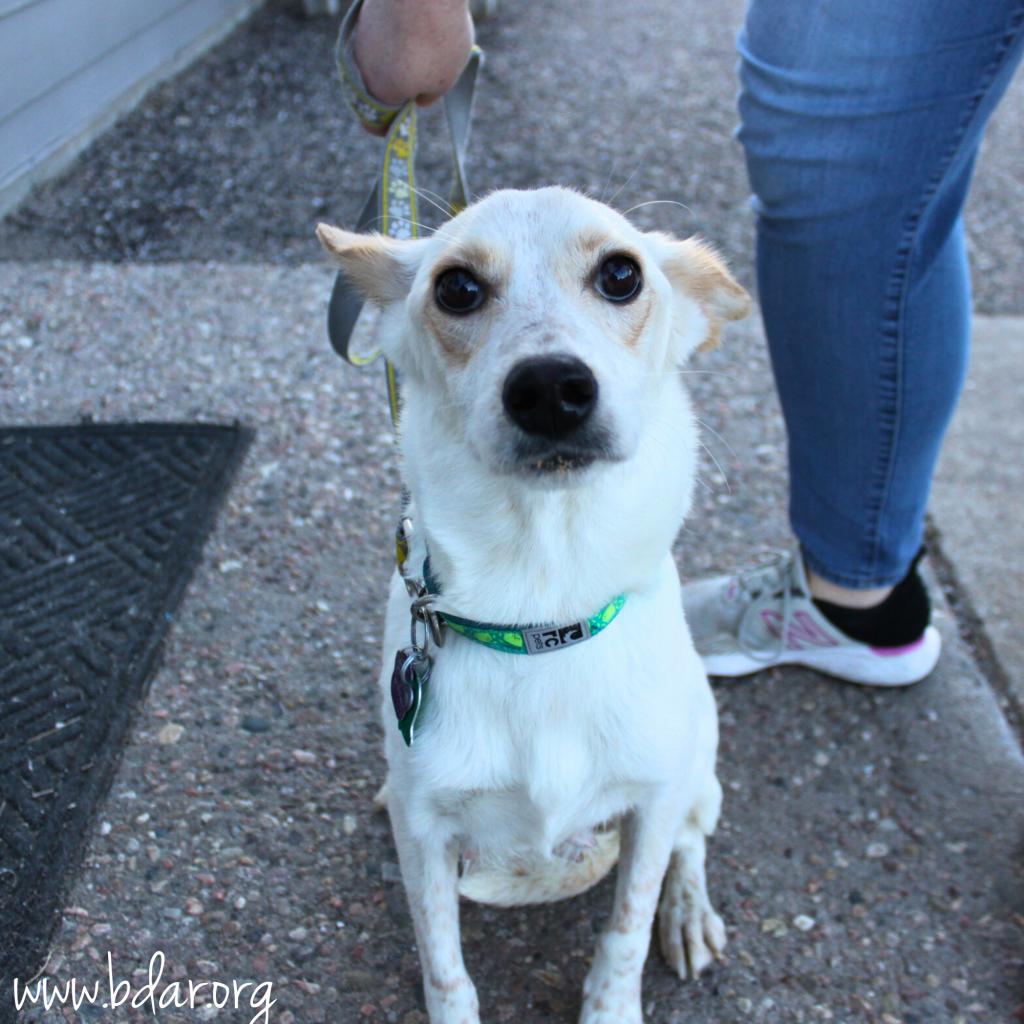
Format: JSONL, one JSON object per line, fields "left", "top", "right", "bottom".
{"left": 737, "top": 0, "right": 1024, "bottom": 587}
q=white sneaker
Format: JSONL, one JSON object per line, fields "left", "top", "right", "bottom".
{"left": 682, "top": 549, "right": 941, "bottom": 686}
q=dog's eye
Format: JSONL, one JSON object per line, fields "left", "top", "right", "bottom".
{"left": 596, "top": 255, "right": 642, "bottom": 303}
{"left": 435, "top": 268, "right": 486, "bottom": 314}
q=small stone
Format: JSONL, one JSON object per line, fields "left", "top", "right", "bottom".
{"left": 342, "top": 814, "right": 357, "bottom": 836}
{"left": 344, "top": 970, "right": 376, "bottom": 991}
{"left": 218, "top": 559, "right": 243, "bottom": 573}
{"left": 288, "top": 926, "right": 309, "bottom": 941}
{"left": 292, "top": 749, "right": 317, "bottom": 765}
{"left": 157, "top": 723, "right": 185, "bottom": 745}
{"left": 813, "top": 751, "right": 830, "bottom": 767}
{"left": 866, "top": 842, "right": 889, "bottom": 859}
{"left": 738, "top": 997, "right": 753, "bottom": 1013}
{"left": 530, "top": 968, "right": 565, "bottom": 990}
{"left": 16, "top": 336, "right": 34, "bottom": 349}
{"left": 240, "top": 715, "right": 271, "bottom": 734}
{"left": 99, "top": 821, "right": 112, "bottom": 836}
{"left": 793, "top": 914, "right": 815, "bottom": 932}
{"left": 186, "top": 898, "right": 204, "bottom": 916}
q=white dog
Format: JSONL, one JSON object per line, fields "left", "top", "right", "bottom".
{"left": 317, "top": 187, "right": 750, "bottom": 1024}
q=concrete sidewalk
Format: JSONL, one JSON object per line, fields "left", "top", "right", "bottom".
{"left": 2, "top": 262, "right": 1022, "bottom": 1024}
{"left": 1, "top": 0, "right": 1022, "bottom": 1021}
{"left": 932, "top": 315, "right": 1024, "bottom": 732}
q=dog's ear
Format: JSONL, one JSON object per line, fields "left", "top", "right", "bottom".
{"left": 316, "top": 223, "right": 424, "bottom": 306}
{"left": 660, "top": 236, "right": 751, "bottom": 354}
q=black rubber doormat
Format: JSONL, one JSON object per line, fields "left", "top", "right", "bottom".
{"left": 0, "top": 423, "right": 249, "bottom": 999}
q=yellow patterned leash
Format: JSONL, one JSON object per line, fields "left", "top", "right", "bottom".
{"left": 327, "top": 0, "right": 483, "bottom": 426}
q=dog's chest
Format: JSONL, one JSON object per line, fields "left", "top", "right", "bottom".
{"left": 430, "top": 718, "right": 645, "bottom": 858}
{"left": 416, "top": 612, "right": 703, "bottom": 856}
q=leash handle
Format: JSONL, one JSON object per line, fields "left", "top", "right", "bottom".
{"left": 327, "top": 0, "right": 484, "bottom": 424}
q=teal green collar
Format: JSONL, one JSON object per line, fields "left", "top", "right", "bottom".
{"left": 423, "top": 558, "right": 627, "bottom": 655}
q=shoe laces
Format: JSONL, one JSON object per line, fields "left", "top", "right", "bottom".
{"left": 734, "top": 551, "right": 805, "bottom": 663}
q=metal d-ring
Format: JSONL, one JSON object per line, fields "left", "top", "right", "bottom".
{"left": 411, "top": 592, "right": 447, "bottom": 648}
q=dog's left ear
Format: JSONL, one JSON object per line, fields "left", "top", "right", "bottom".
{"left": 660, "top": 236, "right": 751, "bottom": 355}
{"left": 316, "top": 223, "right": 424, "bottom": 306}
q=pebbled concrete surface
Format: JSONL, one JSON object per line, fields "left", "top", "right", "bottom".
{"left": 932, "top": 315, "right": 1024, "bottom": 722}
{"left": 1, "top": 1, "right": 1023, "bottom": 1022}
{"left": 2, "top": 264, "right": 1023, "bottom": 1023}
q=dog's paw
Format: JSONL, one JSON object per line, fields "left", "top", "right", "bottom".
{"left": 656, "top": 859, "right": 726, "bottom": 980}
{"left": 658, "top": 897, "right": 726, "bottom": 980}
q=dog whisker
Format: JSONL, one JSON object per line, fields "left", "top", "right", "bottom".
{"left": 365, "top": 214, "right": 438, "bottom": 236}
{"left": 604, "top": 160, "right": 643, "bottom": 207}
{"left": 644, "top": 369, "right": 739, "bottom": 381}
{"left": 411, "top": 185, "right": 461, "bottom": 219}
{"left": 620, "top": 198, "right": 694, "bottom": 219}
{"left": 694, "top": 417, "right": 739, "bottom": 464}
{"left": 697, "top": 439, "right": 732, "bottom": 494}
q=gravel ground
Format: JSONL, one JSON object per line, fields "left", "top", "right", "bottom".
{"left": 2, "top": 261, "right": 1022, "bottom": 1023}
{"left": 0, "top": 0, "right": 1022, "bottom": 313}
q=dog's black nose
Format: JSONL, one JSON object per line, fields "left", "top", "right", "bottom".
{"left": 502, "top": 356, "right": 598, "bottom": 439}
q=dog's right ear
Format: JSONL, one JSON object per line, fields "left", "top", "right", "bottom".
{"left": 316, "top": 223, "right": 424, "bottom": 306}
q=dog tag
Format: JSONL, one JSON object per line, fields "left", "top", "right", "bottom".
{"left": 390, "top": 647, "right": 431, "bottom": 747}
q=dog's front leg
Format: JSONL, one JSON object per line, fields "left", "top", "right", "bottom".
{"left": 389, "top": 799, "right": 479, "bottom": 1024}
{"left": 579, "top": 796, "right": 684, "bottom": 1024}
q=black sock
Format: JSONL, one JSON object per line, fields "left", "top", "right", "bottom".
{"left": 812, "top": 548, "right": 930, "bottom": 648}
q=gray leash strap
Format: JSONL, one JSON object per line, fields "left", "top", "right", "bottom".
{"left": 327, "top": 0, "right": 483, "bottom": 384}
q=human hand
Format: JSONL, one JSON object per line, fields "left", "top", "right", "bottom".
{"left": 353, "top": 0, "right": 474, "bottom": 133}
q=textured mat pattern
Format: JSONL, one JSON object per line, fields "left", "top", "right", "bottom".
{"left": 0, "top": 423, "right": 248, "bottom": 988}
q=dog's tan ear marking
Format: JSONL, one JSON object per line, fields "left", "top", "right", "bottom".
{"left": 663, "top": 237, "right": 751, "bottom": 352}
{"left": 316, "top": 222, "right": 418, "bottom": 306}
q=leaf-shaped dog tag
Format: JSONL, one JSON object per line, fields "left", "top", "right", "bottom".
{"left": 390, "top": 647, "right": 431, "bottom": 747}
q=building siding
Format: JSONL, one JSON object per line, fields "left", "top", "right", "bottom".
{"left": 0, "top": 0, "right": 263, "bottom": 215}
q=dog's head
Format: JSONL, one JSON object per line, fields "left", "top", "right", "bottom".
{"left": 318, "top": 187, "right": 749, "bottom": 484}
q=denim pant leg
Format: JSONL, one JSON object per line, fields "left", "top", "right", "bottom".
{"left": 737, "top": 0, "right": 1024, "bottom": 588}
